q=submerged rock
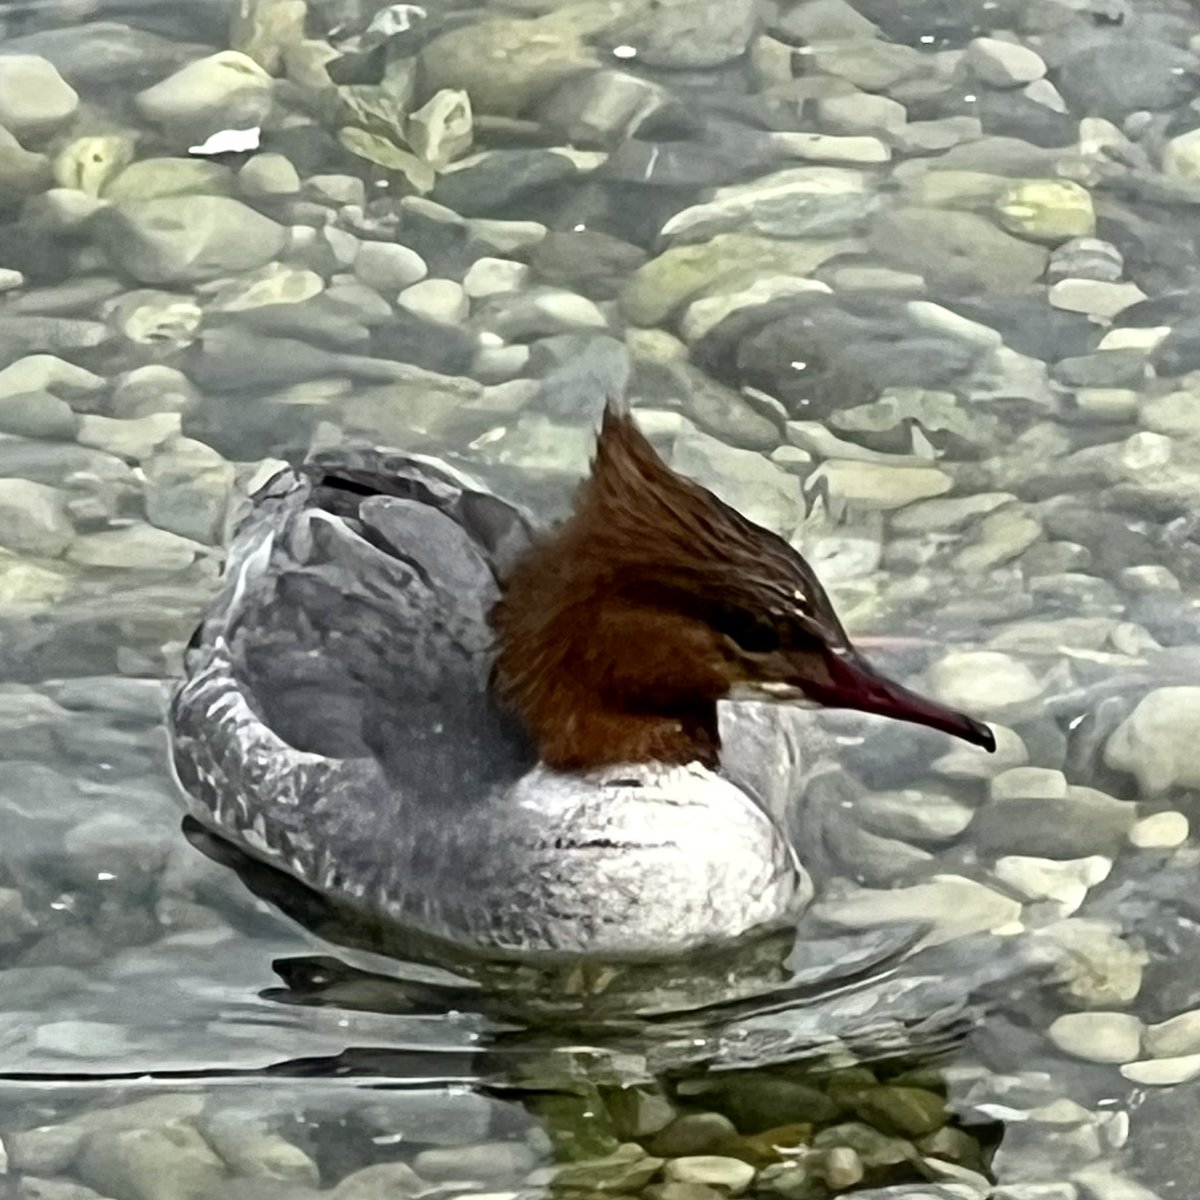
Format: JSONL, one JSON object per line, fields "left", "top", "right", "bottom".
{"left": 623, "top": 234, "right": 857, "bottom": 326}
{"left": 662, "top": 1157, "right": 755, "bottom": 1194}
{"left": 817, "top": 875, "right": 1022, "bottom": 946}
{"left": 136, "top": 50, "right": 272, "bottom": 133}
{"left": 661, "top": 167, "right": 875, "bottom": 244}
{"left": 76, "top": 1121, "right": 225, "bottom": 1200}
{"left": 927, "top": 651, "right": 1043, "bottom": 716}
{"left": 1047, "top": 1012, "right": 1143, "bottom": 1064}
{"left": 966, "top": 38, "right": 1046, "bottom": 87}
{"left": 0, "top": 55, "right": 78, "bottom": 141}
{"left": 995, "top": 180, "right": 1095, "bottom": 244}
{"left": 96, "top": 197, "right": 287, "bottom": 284}
{"left": 420, "top": 15, "right": 594, "bottom": 116}
{"left": 602, "top": 0, "right": 758, "bottom": 68}
{"left": 870, "top": 207, "right": 1048, "bottom": 291}
{"left": 1106, "top": 687, "right": 1200, "bottom": 795}
{"left": 0, "top": 125, "right": 51, "bottom": 197}
{"left": 0, "top": 479, "right": 72, "bottom": 557}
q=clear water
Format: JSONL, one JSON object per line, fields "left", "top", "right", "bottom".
{"left": 0, "top": 0, "right": 1198, "bottom": 1196}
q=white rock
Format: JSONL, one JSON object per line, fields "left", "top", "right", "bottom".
{"left": 67, "top": 524, "right": 200, "bottom": 571}
{"left": 786, "top": 420, "right": 921, "bottom": 465}
{"left": 110, "top": 365, "right": 196, "bottom": 418}
{"left": 661, "top": 166, "right": 872, "bottom": 243}
{"left": 1034, "top": 918, "right": 1146, "bottom": 1008}
{"left": 1163, "top": 126, "right": 1200, "bottom": 181}
{"left": 817, "top": 92, "right": 908, "bottom": 134}
{"left": 993, "top": 855, "right": 1111, "bottom": 916}
{"left": 1105, "top": 687, "right": 1200, "bottom": 795}
{"left": 0, "top": 479, "right": 72, "bottom": 557}
{"left": 398, "top": 278, "right": 469, "bottom": 325}
{"left": 932, "top": 723, "right": 1028, "bottom": 779}
{"left": 1097, "top": 326, "right": 1169, "bottom": 352}
{"left": 24, "top": 186, "right": 104, "bottom": 231}
{"left": 0, "top": 55, "right": 79, "bottom": 139}
{"left": 1120, "top": 565, "right": 1182, "bottom": 594}
{"left": 238, "top": 152, "right": 301, "bottom": 196}
{"left": 407, "top": 88, "right": 473, "bottom": 168}
{"left": 527, "top": 289, "right": 607, "bottom": 331}
{"left": 663, "top": 1156, "right": 755, "bottom": 1194}
{"left": 1079, "top": 116, "right": 1129, "bottom": 159}
{"left": 136, "top": 51, "right": 272, "bottom": 128}
{"left": 1047, "top": 1012, "right": 1143, "bottom": 1064}
{"left": 893, "top": 492, "right": 1015, "bottom": 532}
{"left": 818, "top": 874, "right": 1023, "bottom": 948}
{"left": 307, "top": 172, "right": 366, "bottom": 209}
{"left": 463, "top": 256, "right": 530, "bottom": 298}
{"left": 0, "top": 267, "right": 23, "bottom": 292}
{"left": 1128, "top": 811, "right": 1189, "bottom": 849}
{"left": 681, "top": 276, "right": 830, "bottom": 342}
{"left": 1074, "top": 387, "right": 1139, "bottom": 421}
{"left": 53, "top": 133, "right": 135, "bottom": 197}
{"left": 1049, "top": 278, "right": 1147, "bottom": 319}
{"left": 0, "top": 552, "right": 69, "bottom": 609}
{"left": 908, "top": 300, "right": 1004, "bottom": 347}
{"left": 928, "top": 651, "right": 1043, "bottom": 715}
{"left": 77, "top": 413, "right": 180, "bottom": 461}
{"left": 205, "top": 262, "right": 324, "bottom": 312}
{"left": 467, "top": 215, "right": 547, "bottom": 253}
{"left": 473, "top": 341, "right": 530, "bottom": 382}
{"left": 954, "top": 508, "right": 1041, "bottom": 571}
{"left": 1120, "top": 1054, "right": 1200, "bottom": 1086}
{"left": 806, "top": 460, "right": 952, "bottom": 510}
{"left": 0, "top": 354, "right": 104, "bottom": 400}
{"left": 1023, "top": 78, "right": 1067, "bottom": 113}
{"left": 991, "top": 766, "right": 1068, "bottom": 802}
{"left": 1141, "top": 390, "right": 1200, "bottom": 438}
{"left": 108, "top": 289, "right": 202, "bottom": 347}
{"left": 483, "top": 288, "right": 607, "bottom": 338}
{"left": 966, "top": 37, "right": 1047, "bottom": 86}
{"left": 822, "top": 1147, "right": 865, "bottom": 1190}
{"left": 672, "top": 429, "right": 802, "bottom": 534}
{"left": 354, "top": 241, "right": 428, "bottom": 292}
{"left": 1142, "top": 1010, "right": 1200, "bottom": 1060}
{"left": 854, "top": 789, "right": 974, "bottom": 844}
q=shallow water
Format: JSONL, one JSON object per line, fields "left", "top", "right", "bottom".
{"left": 1, "top": 0, "right": 1199, "bottom": 1195}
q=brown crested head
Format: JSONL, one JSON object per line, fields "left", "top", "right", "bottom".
{"left": 489, "top": 402, "right": 995, "bottom": 771}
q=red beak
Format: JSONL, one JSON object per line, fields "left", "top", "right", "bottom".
{"left": 812, "top": 648, "right": 996, "bottom": 751}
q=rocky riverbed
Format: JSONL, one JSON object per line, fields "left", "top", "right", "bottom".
{"left": 0, "top": 0, "right": 1199, "bottom": 1196}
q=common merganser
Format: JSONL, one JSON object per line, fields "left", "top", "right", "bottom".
{"left": 169, "top": 401, "right": 994, "bottom": 961}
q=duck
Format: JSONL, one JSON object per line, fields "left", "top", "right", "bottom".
{"left": 169, "top": 399, "right": 994, "bottom": 962}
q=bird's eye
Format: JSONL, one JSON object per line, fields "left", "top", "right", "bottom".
{"left": 716, "top": 608, "right": 781, "bottom": 655}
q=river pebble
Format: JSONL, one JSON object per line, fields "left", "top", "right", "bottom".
{"left": 1048, "top": 1013, "right": 1145, "bottom": 1065}
{"left": 1105, "top": 688, "right": 1200, "bottom": 795}
{"left": 0, "top": 55, "right": 78, "bottom": 140}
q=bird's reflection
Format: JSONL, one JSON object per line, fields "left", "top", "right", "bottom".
{"left": 177, "top": 816, "right": 1025, "bottom": 1196}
